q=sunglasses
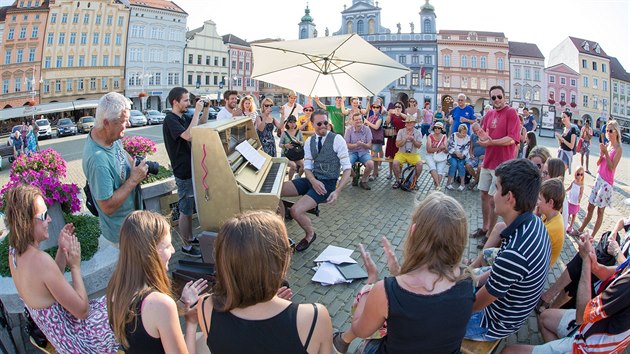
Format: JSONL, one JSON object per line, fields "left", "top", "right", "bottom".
{"left": 304, "top": 108, "right": 313, "bottom": 112}
{"left": 372, "top": 106, "right": 381, "bottom": 109}
{"left": 34, "top": 209, "right": 48, "bottom": 222}
{"left": 491, "top": 95, "right": 503, "bottom": 101}
{"left": 607, "top": 129, "right": 614, "bottom": 133}
{"left": 316, "top": 121, "right": 329, "bottom": 127}
{"left": 576, "top": 173, "right": 584, "bottom": 176}
{"left": 395, "top": 106, "right": 402, "bottom": 109}
{"left": 263, "top": 104, "right": 273, "bottom": 108}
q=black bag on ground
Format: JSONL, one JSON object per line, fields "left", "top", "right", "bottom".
{"left": 83, "top": 181, "right": 99, "bottom": 217}
{"left": 400, "top": 167, "right": 418, "bottom": 192}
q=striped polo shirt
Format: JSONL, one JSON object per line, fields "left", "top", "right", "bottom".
{"left": 482, "top": 212, "right": 551, "bottom": 339}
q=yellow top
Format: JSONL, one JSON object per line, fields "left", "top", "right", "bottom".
{"left": 298, "top": 115, "right": 314, "bottom": 132}
{"left": 543, "top": 213, "right": 564, "bottom": 266}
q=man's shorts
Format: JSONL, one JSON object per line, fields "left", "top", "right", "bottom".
{"left": 371, "top": 143, "right": 383, "bottom": 154}
{"left": 175, "top": 177, "right": 195, "bottom": 216}
{"left": 531, "top": 309, "right": 577, "bottom": 354}
{"left": 292, "top": 177, "right": 338, "bottom": 205}
{"left": 394, "top": 152, "right": 421, "bottom": 166}
{"left": 478, "top": 168, "right": 496, "bottom": 196}
{"left": 349, "top": 151, "right": 373, "bottom": 165}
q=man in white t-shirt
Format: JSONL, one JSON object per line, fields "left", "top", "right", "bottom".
{"left": 216, "top": 90, "right": 242, "bottom": 120}
{"left": 280, "top": 91, "right": 303, "bottom": 121}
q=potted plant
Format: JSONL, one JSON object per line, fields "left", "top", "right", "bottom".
{"left": 570, "top": 102, "right": 577, "bottom": 108}
{"left": 559, "top": 101, "right": 567, "bottom": 107}
{"left": 548, "top": 99, "right": 556, "bottom": 105}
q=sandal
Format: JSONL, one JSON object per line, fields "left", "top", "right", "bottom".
{"left": 392, "top": 181, "right": 400, "bottom": 189}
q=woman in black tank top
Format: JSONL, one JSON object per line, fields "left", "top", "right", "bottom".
{"left": 333, "top": 193, "right": 474, "bottom": 354}
{"left": 106, "top": 211, "right": 208, "bottom": 354}
{"left": 198, "top": 211, "right": 334, "bottom": 354}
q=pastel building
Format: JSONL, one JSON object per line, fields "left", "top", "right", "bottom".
{"left": 1, "top": 0, "right": 49, "bottom": 108}
{"left": 508, "top": 41, "right": 545, "bottom": 117}
{"left": 184, "top": 20, "right": 229, "bottom": 101}
{"left": 548, "top": 37, "right": 611, "bottom": 128}
{"left": 544, "top": 63, "right": 580, "bottom": 124}
{"left": 224, "top": 33, "right": 258, "bottom": 98}
{"left": 124, "top": 0, "right": 187, "bottom": 111}
{"left": 40, "top": 0, "right": 130, "bottom": 103}
{"left": 610, "top": 57, "right": 630, "bottom": 131}
{"left": 438, "top": 30, "right": 509, "bottom": 113}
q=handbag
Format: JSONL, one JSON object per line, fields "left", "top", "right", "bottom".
{"left": 433, "top": 135, "right": 448, "bottom": 162}
{"left": 284, "top": 131, "right": 304, "bottom": 161}
{"left": 576, "top": 138, "right": 583, "bottom": 153}
{"left": 595, "top": 231, "right": 622, "bottom": 266}
{"left": 383, "top": 123, "right": 397, "bottom": 138}
{"left": 84, "top": 181, "right": 99, "bottom": 217}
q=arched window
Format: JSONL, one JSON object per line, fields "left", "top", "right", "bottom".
{"left": 497, "top": 58, "right": 504, "bottom": 71}
{"left": 480, "top": 57, "right": 487, "bottom": 69}
{"left": 471, "top": 56, "right": 477, "bottom": 68}
{"left": 444, "top": 54, "right": 450, "bottom": 67}
{"left": 461, "top": 55, "right": 468, "bottom": 68}
{"left": 346, "top": 20, "right": 353, "bottom": 34}
{"left": 357, "top": 20, "right": 364, "bottom": 34}
{"left": 300, "top": 28, "right": 307, "bottom": 39}
{"left": 423, "top": 19, "right": 431, "bottom": 33}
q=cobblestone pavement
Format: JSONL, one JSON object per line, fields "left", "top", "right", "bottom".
{"left": 2, "top": 127, "right": 630, "bottom": 352}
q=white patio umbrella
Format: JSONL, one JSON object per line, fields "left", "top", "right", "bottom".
{"left": 251, "top": 34, "right": 410, "bottom": 97}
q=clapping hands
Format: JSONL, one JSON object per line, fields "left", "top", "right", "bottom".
{"left": 358, "top": 237, "right": 401, "bottom": 284}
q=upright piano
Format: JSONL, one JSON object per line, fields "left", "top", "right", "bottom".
{"left": 191, "top": 116, "right": 288, "bottom": 232}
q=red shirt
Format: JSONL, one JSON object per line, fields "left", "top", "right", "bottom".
{"left": 481, "top": 106, "right": 520, "bottom": 170}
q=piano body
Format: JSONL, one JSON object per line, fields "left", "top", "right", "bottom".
{"left": 191, "top": 116, "right": 288, "bottom": 232}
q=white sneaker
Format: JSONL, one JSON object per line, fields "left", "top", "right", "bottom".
{"left": 446, "top": 184, "right": 454, "bottom": 190}
{"left": 458, "top": 185, "right": 466, "bottom": 191}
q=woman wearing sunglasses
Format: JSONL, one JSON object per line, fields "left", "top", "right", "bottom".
{"left": 5, "top": 184, "right": 119, "bottom": 353}
{"left": 384, "top": 101, "right": 407, "bottom": 180}
{"left": 364, "top": 101, "right": 385, "bottom": 180}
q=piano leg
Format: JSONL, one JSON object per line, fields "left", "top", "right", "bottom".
{"left": 282, "top": 199, "right": 320, "bottom": 217}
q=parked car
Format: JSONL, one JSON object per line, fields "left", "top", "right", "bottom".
{"left": 208, "top": 106, "right": 219, "bottom": 120}
{"left": 144, "top": 110, "right": 165, "bottom": 125}
{"left": 56, "top": 118, "right": 77, "bottom": 137}
{"left": 77, "top": 116, "right": 95, "bottom": 133}
{"left": 129, "top": 110, "right": 148, "bottom": 127}
{"left": 161, "top": 108, "right": 172, "bottom": 115}
{"left": 35, "top": 119, "right": 52, "bottom": 139}
{"left": 622, "top": 132, "right": 630, "bottom": 144}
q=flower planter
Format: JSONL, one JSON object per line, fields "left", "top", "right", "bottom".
{"left": 141, "top": 176, "right": 176, "bottom": 213}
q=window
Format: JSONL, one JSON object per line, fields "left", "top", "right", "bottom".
{"left": 583, "top": 76, "right": 589, "bottom": 87}
{"left": 80, "top": 32, "right": 87, "bottom": 45}
{"left": 31, "top": 26, "right": 38, "bottom": 38}
{"left": 515, "top": 67, "right": 521, "bottom": 79}
{"left": 118, "top": 16, "right": 124, "bottom": 26}
{"left": 593, "top": 77, "right": 598, "bottom": 89}
{"left": 214, "top": 56, "right": 218, "bottom": 66}
{"left": 47, "top": 33, "right": 54, "bottom": 45}
{"left": 582, "top": 59, "right": 587, "bottom": 68}
{"left": 222, "top": 58, "right": 226, "bottom": 66}
{"left": 602, "top": 98, "right": 608, "bottom": 111}
{"left": 213, "top": 75, "right": 218, "bottom": 85}
{"left": 533, "top": 89, "right": 540, "bottom": 101}
{"left": 470, "top": 77, "right": 477, "bottom": 89}
{"left": 444, "top": 55, "right": 450, "bottom": 67}
{"left": 593, "top": 96, "right": 598, "bottom": 109}
{"left": 480, "top": 78, "right": 487, "bottom": 90}
{"left": 188, "top": 54, "right": 193, "bottom": 64}
{"left": 613, "top": 82, "right": 618, "bottom": 93}
{"left": 14, "top": 78, "right": 21, "bottom": 92}
{"left": 104, "top": 33, "right": 110, "bottom": 45}
{"left": 196, "top": 75, "right": 201, "bottom": 86}
{"left": 231, "top": 60, "right": 236, "bottom": 69}
{"left": 3, "top": 80, "right": 8, "bottom": 94}
{"left": 55, "top": 80, "right": 60, "bottom": 92}
{"left": 583, "top": 95, "right": 588, "bottom": 107}
{"left": 560, "top": 77, "right": 566, "bottom": 85}
{"left": 114, "top": 55, "right": 120, "bottom": 66}
{"left": 424, "top": 56, "right": 432, "bottom": 65}
{"left": 69, "top": 32, "right": 76, "bottom": 44}
{"left": 245, "top": 62, "right": 250, "bottom": 72}
{"left": 115, "top": 34, "right": 122, "bottom": 45}
{"left": 398, "top": 76, "right": 407, "bottom": 86}
{"left": 524, "top": 68, "right": 531, "bottom": 80}
{"left": 83, "top": 14, "right": 89, "bottom": 24}
{"left": 107, "top": 15, "right": 112, "bottom": 25}
{"left": 67, "top": 55, "right": 74, "bottom": 67}
{"left": 101, "top": 78, "right": 107, "bottom": 89}
{"left": 44, "top": 56, "right": 50, "bottom": 68}
{"left": 592, "top": 61, "right": 597, "bottom": 71}
{"left": 602, "top": 63, "right": 607, "bottom": 73}
{"left": 461, "top": 55, "right": 467, "bottom": 68}
{"left": 357, "top": 20, "right": 364, "bottom": 34}
{"left": 187, "top": 74, "right": 193, "bottom": 85}
{"left": 50, "top": 13, "right": 56, "bottom": 23}
{"left": 411, "top": 73, "right": 419, "bottom": 86}
{"left": 423, "top": 19, "right": 431, "bottom": 33}
{"left": 411, "top": 55, "right": 419, "bottom": 64}
{"left": 95, "top": 15, "right": 101, "bottom": 24}
{"left": 206, "top": 56, "right": 210, "bottom": 65}
{"left": 168, "top": 73, "right": 175, "bottom": 85}
{"left": 16, "top": 49, "right": 23, "bottom": 63}
{"left": 78, "top": 55, "right": 85, "bottom": 67}
{"left": 61, "top": 13, "right": 67, "bottom": 23}
{"left": 197, "top": 55, "right": 202, "bottom": 65}
{"left": 72, "top": 14, "right": 78, "bottom": 23}
{"left": 560, "top": 92, "right": 566, "bottom": 102}
{"left": 102, "top": 55, "right": 109, "bottom": 66}
{"left": 113, "top": 78, "right": 120, "bottom": 89}
{"left": 7, "top": 28, "right": 14, "bottom": 40}
{"left": 43, "top": 80, "right": 50, "bottom": 93}
{"left": 66, "top": 78, "right": 72, "bottom": 91}
{"left": 77, "top": 78, "right": 83, "bottom": 91}
{"left": 603, "top": 80, "right": 608, "bottom": 91}
{"left": 480, "top": 57, "right": 487, "bottom": 69}
{"left": 571, "top": 79, "right": 576, "bottom": 86}
{"left": 58, "top": 32, "right": 65, "bottom": 45}
{"left": 238, "top": 61, "right": 243, "bottom": 70}
{"left": 571, "top": 94, "right": 576, "bottom": 104}
{"left": 613, "top": 102, "right": 619, "bottom": 113}
{"left": 534, "top": 69, "right": 540, "bottom": 81}
{"left": 93, "top": 33, "right": 99, "bottom": 45}
{"left": 28, "top": 48, "right": 35, "bottom": 62}
{"left": 471, "top": 56, "right": 477, "bottom": 68}
{"left": 399, "top": 55, "right": 406, "bottom": 64}
{"left": 56, "top": 56, "right": 62, "bottom": 67}
{"left": 497, "top": 58, "right": 504, "bottom": 71}
{"left": 18, "top": 27, "right": 26, "bottom": 39}
{"left": 90, "top": 78, "right": 96, "bottom": 90}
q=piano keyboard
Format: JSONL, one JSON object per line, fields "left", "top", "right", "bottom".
{"left": 260, "top": 162, "right": 285, "bottom": 193}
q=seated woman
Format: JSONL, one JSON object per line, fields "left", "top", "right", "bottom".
{"left": 5, "top": 184, "right": 119, "bottom": 353}
{"left": 335, "top": 192, "right": 474, "bottom": 353}
{"left": 198, "top": 210, "right": 333, "bottom": 354}
{"left": 107, "top": 210, "right": 208, "bottom": 354}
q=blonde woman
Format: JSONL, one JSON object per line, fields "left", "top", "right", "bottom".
{"left": 198, "top": 211, "right": 333, "bottom": 353}
{"left": 239, "top": 95, "right": 258, "bottom": 123}
{"left": 107, "top": 211, "right": 208, "bottom": 354}
{"left": 257, "top": 98, "right": 283, "bottom": 157}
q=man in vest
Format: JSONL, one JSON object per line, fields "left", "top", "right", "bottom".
{"left": 281, "top": 109, "right": 352, "bottom": 251}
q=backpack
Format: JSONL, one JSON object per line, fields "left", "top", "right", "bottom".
{"left": 400, "top": 167, "right": 418, "bottom": 192}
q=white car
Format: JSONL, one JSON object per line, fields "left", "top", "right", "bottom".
{"left": 129, "top": 110, "right": 148, "bottom": 127}
{"left": 144, "top": 110, "right": 165, "bottom": 125}
{"left": 36, "top": 119, "right": 52, "bottom": 139}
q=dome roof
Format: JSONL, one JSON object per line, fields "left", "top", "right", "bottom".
{"left": 301, "top": 7, "right": 313, "bottom": 22}
{"left": 421, "top": 0, "right": 434, "bottom": 12}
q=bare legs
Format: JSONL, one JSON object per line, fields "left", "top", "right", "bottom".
{"left": 481, "top": 191, "right": 497, "bottom": 234}
{"left": 576, "top": 203, "right": 606, "bottom": 238}
{"left": 281, "top": 181, "right": 317, "bottom": 242}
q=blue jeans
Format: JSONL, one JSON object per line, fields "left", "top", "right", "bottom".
{"left": 349, "top": 151, "right": 373, "bottom": 165}
{"left": 175, "top": 177, "right": 195, "bottom": 216}
{"left": 464, "top": 311, "right": 494, "bottom": 341}
{"left": 448, "top": 156, "right": 466, "bottom": 178}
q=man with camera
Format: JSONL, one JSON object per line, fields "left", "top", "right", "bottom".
{"left": 83, "top": 92, "right": 149, "bottom": 245}
{"left": 163, "top": 87, "right": 209, "bottom": 257}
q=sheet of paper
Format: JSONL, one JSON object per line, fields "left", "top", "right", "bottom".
{"left": 235, "top": 140, "right": 265, "bottom": 170}
{"left": 314, "top": 245, "right": 357, "bottom": 265}
{"left": 311, "top": 262, "right": 352, "bottom": 285}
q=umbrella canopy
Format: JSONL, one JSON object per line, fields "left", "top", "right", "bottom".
{"left": 251, "top": 34, "right": 410, "bottom": 97}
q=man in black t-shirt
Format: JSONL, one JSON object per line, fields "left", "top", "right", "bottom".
{"left": 163, "top": 87, "right": 209, "bottom": 257}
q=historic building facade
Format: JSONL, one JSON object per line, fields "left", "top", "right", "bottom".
{"left": 437, "top": 30, "right": 509, "bottom": 114}
{"left": 548, "top": 37, "right": 611, "bottom": 128}
{"left": 544, "top": 63, "right": 581, "bottom": 124}
{"left": 1, "top": 0, "right": 49, "bottom": 108}
{"left": 125, "top": 0, "right": 187, "bottom": 111}
{"left": 184, "top": 20, "right": 229, "bottom": 101}
{"left": 610, "top": 57, "right": 630, "bottom": 132}
{"left": 508, "top": 41, "right": 545, "bottom": 118}
{"left": 224, "top": 33, "right": 257, "bottom": 99}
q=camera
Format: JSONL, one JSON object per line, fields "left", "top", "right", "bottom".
{"left": 135, "top": 156, "right": 160, "bottom": 175}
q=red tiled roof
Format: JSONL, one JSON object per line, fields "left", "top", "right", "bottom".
{"left": 568, "top": 36, "right": 608, "bottom": 58}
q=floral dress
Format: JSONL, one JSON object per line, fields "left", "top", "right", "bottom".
{"left": 258, "top": 122, "right": 277, "bottom": 157}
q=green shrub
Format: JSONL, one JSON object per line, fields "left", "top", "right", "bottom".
{"left": 0, "top": 213, "right": 100, "bottom": 277}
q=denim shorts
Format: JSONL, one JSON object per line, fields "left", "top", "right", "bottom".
{"left": 292, "top": 177, "right": 337, "bottom": 205}
{"left": 464, "top": 311, "right": 494, "bottom": 341}
{"left": 350, "top": 151, "right": 373, "bottom": 165}
{"left": 175, "top": 177, "right": 195, "bottom": 216}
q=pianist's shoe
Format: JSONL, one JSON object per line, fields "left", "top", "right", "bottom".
{"left": 181, "top": 245, "right": 202, "bottom": 258}
{"left": 295, "top": 233, "right": 317, "bottom": 252}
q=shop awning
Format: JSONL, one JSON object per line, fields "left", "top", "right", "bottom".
{"left": 72, "top": 99, "right": 100, "bottom": 110}
{"left": 0, "top": 101, "right": 75, "bottom": 121}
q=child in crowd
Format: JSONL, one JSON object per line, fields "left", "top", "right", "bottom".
{"left": 537, "top": 178, "right": 566, "bottom": 266}
{"left": 566, "top": 167, "right": 585, "bottom": 234}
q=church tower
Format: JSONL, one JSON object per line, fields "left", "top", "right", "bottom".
{"left": 298, "top": 4, "right": 317, "bottom": 39}
{"left": 420, "top": 0, "right": 436, "bottom": 34}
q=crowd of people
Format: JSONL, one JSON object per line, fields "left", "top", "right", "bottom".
{"left": 3, "top": 85, "right": 630, "bottom": 354}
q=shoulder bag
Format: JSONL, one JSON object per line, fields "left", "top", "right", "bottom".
{"left": 284, "top": 131, "right": 304, "bottom": 161}
{"left": 433, "top": 135, "right": 448, "bottom": 162}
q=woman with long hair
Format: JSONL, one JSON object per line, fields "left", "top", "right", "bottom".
{"left": 257, "top": 97, "right": 283, "bottom": 157}
{"left": 198, "top": 211, "right": 333, "bottom": 353}
{"left": 570, "top": 120, "right": 623, "bottom": 239}
{"left": 364, "top": 101, "right": 385, "bottom": 180}
{"left": 107, "top": 211, "right": 208, "bottom": 354}
{"left": 384, "top": 101, "right": 407, "bottom": 180}
{"left": 6, "top": 184, "right": 118, "bottom": 353}
{"left": 343, "top": 193, "right": 473, "bottom": 353}
{"left": 555, "top": 110, "right": 579, "bottom": 173}
{"left": 239, "top": 95, "right": 258, "bottom": 123}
